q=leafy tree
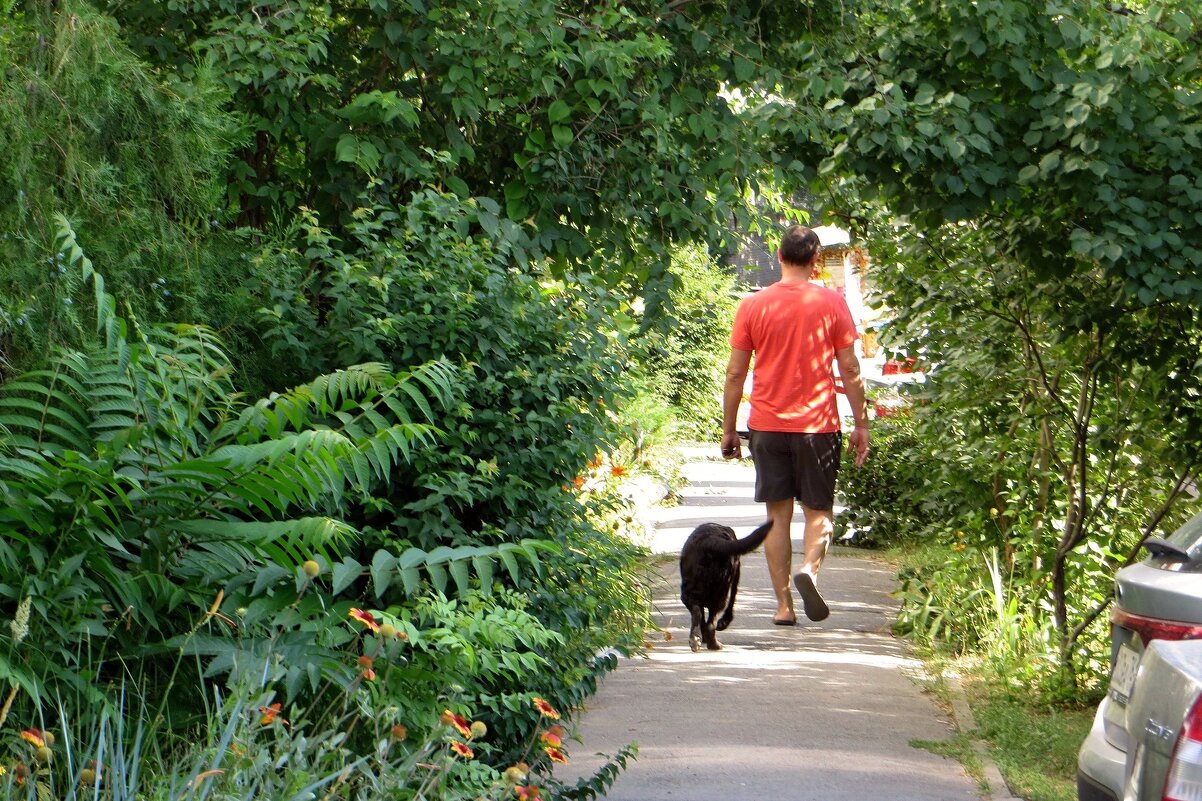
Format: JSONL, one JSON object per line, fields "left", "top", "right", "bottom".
{"left": 863, "top": 217, "right": 1202, "bottom": 690}
{"left": 806, "top": 0, "right": 1202, "bottom": 305}
{"left": 103, "top": 0, "right": 844, "bottom": 307}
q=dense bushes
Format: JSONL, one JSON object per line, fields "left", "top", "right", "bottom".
{"left": 0, "top": 207, "right": 651, "bottom": 797}
{"left": 629, "top": 246, "right": 739, "bottom": 441}
{"left": 834, "top": 413, "right": 962, "bottom": 549}
{"left": 0, "top": 2, "right": 245, "bottom": 372}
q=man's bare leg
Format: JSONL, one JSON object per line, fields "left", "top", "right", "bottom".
{"left": 794, "top": 504, "right": 833, "bottom": 620}
{"left": 764, "top": 498, "right": 796, "bottom": 622}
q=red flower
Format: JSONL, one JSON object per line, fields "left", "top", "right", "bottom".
{"left": 449, "top": 740, "right": 474, "bottom": 759}
{"left": 532, "top": 697, "right": 560, "bottom": 720}
{"left": 258, "top": 703, "right": 289, "bottom": 726}
{"left": 540, "top": 731, "right": 562, "bottom": 748}
{"left": 440, "top": 709, "right": 472, "bottom": 739}
{"left": 516, "top": 786, "right": 542, "bottom": 800}
{"left": 348, "top": 608, "right": 380, "bottom": 633}
{"left": 543, "top": 746, "right": 568, "bottom": 764}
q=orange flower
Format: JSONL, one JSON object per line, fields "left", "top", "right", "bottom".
{"left": 543, "top": 746, "right": 568, "bottom": 764}
{"left": 587, "top": 454, "right": 603, "bottom": 470}
{"left": 361, "top": 667, "right": 377, "bottom": 681}
{"left": 546, "top": 724, "right": 565, "bottom": 739}
{"left": 610, "top": 465, "right": 627, "bottom": 477}
{"left": 348, "top": 608, "right": 380, "bottom": 633}
{"left": 19, "top": 729, "right": 44, "bottom": 748}
{"left": 440, "top": 709, "right": 472, "bottom": 739}
{"left": 532, "top": 697, "right": 560, "bottom": 719}
{"left": 258, "top": 703, "right": 289, "bottom": 726}
{"left": 572, "top": 476, "right": 585, "bottom": 489}
{"left": 515, "top": 786, "right": 541, "bottom": 800}
{"left": 449, "top": 740, "right": 474, "bottom": 759}
{"left": 391, "top": 724, "right": 408, "bottom": 741}
{"left": 540, "top": 731, "right": 562, "bottom": 748}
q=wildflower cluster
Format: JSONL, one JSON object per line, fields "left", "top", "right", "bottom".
{"left": 4, "top": 727, "right": 67, "bottom": 789}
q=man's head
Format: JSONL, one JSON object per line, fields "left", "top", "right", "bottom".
{"left": 778, "top": 225, "right": 821, "bottom": 270}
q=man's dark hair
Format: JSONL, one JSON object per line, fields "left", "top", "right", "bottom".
{"left": 778, "top": 225, "right": 821, "bottom": 267}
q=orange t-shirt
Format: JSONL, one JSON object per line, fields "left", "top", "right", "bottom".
{"left": 730, "top": 281, "right": 859, "bottom": 433}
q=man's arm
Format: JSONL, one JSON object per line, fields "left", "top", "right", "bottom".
{"left": 721, "top": 348, "right": 752, "bottom": 459}
{"left": 835, "top": 344, "right": 870, "bottom": 467}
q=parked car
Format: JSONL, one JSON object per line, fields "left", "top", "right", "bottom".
{"left": 1121, "top": 639, "right": 1202, "bottom": 801}
{"left": 1078, "top": 509, "right": 1202, "bottom": 801}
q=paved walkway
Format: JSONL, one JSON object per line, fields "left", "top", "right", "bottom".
{"left": 559, "top": 446, "right": 985, "bottom": 801}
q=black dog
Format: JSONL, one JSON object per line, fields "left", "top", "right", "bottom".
{"left": 679, "top": 521, "right": 772, "bottom": 652}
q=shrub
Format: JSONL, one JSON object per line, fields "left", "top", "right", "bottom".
{"left": 836, "top": 415, "right": 955, "bottom": 549}
{"left": 252, "top": 191, "right": 654, "bottom": 751}
{"left": 631, "top": 246, "right": 739, "bottom": 440}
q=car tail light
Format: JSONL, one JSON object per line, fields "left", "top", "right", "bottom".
{"left": 1113, "top": 608, "right": 1202, "bottom": 645}
{"left": 1163, "top": 695, "right": 1202, "bottom": 801}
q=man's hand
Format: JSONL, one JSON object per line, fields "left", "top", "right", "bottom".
{"left": 720, "top": 432, "right": 742, "bottom": 460}
{"left": 848, "top": 427, "right": 870, "bottom": 468}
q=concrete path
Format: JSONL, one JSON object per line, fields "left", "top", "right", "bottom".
{"left": 560, "top": 446, "right": 984, "bottom": 801}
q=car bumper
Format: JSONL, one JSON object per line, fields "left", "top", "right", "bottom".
{"left": 1077, "top": 703, "right": 1124, "bottom": 801}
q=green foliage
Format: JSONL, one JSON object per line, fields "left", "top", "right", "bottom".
{"left": 0, "top": 218, "right": 491, "bottom": 721}
{"left": 810, "top": 0, "right": 1202, "bottom": 305}
{"left": 862, "top": 216, "right": 1202, "bottom": 695}
{"left": 0, "top": 1, "right": 243, "bottom": 372}
{"left": 971, "top": 681, "right": 1096, "bottom": 801}
{"left": 631, "top": 246, "right": 740, "bottom": 440}
{"left": 104, "top": 0, "right": 837, "bottom": 310}
{"left": 0, "top": 657, "right": 582, "bottom": 801}
{"left": 251, "top": 190, "right": 654, "bottom": 756}
{"left": 835, "top": 414, "right": 964, "bottom": 549}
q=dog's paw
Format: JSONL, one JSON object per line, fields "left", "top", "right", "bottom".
{"left": 706, "top": 639, "right": 723, "bottom": 651}
{"left": 689, "top": 635, "right": 702, "bottom": 653}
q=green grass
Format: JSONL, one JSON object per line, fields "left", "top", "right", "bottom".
{"left": 877, "top": 541, "right": 1097, "bottom": 801}
{"left": 969, "top": 678, "right": 1094, "bottom": 801}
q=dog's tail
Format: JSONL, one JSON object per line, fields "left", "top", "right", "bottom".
{"left": 705, "top": 520, "right": 773, "bottom": 557}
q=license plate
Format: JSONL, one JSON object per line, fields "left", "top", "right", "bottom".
{"left": 1110, "top": 643, "right": 1141, "bottom": 704}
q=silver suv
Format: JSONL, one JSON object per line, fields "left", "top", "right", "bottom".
{"left": 1077, "top": 510, "right": 1202, "bottom": 801}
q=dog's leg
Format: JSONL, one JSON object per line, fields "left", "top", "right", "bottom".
{"left": 688, "top": 604, "right": 706, "bottom": 652}
{"left": 716, "top": 563, "right": 740, "bottom": 631}
{"left": 704, "top": 608, "right": 722, "bottom": 650}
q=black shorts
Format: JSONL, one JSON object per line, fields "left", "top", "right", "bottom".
{"left": 748, "top": 430, "right": 842, "bottom": 510}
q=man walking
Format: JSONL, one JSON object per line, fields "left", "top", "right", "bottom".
{"left": 720, "top": 224, "right": 869, "bottom": 625}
